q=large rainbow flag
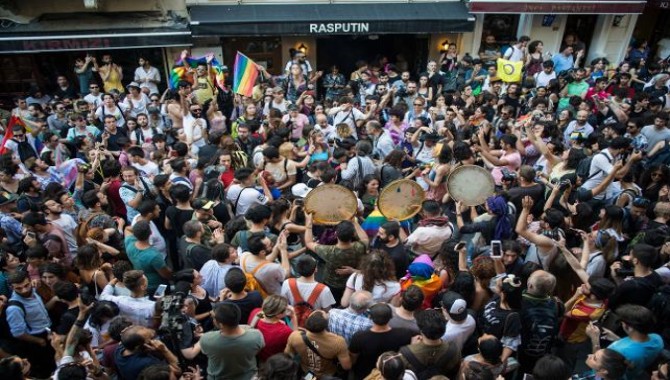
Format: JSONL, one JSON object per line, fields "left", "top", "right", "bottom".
{"left": 233, "top": 52, "right": 259, "bottom": 97}
{"left": 169, "top": 54, "right": 227, "bottom": 90}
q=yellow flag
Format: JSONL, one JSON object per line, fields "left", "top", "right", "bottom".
{"left": 497, "top": 59, "right": 523, "bottom": 83}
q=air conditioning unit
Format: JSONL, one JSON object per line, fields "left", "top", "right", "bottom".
{"left": 84, "top": 0, "right": 99, "bottom": 9}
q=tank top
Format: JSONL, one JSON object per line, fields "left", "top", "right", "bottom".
{"left": 103, "top": 66, "right": 124, "bottom": 93}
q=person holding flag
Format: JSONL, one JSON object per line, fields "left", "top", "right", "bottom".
{"left": 0, "top": 116, "right": 39, "bottom": 162}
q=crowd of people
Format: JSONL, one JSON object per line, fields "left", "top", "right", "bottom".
{"left": 0, "top": 37, "right": 669, "bottom": 380}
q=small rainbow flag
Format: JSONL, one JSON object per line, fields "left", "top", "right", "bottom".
{"left": 233, "top": 52, "right": 259, "bottom": 97}
{"left": 0, "top": 115, "right": 25, "bottom": 154}
{"left": 169, "top": 55, "right": 227, "bottom": 90}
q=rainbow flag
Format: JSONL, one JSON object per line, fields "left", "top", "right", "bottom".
{"left": 0, "top": 116, "right": 25, "bottom": 154}
{"left": 170, "top": 55, "right": 227, "bottom": 90}
{"left": 233, "top": 52, "right": 259, "bottom": 97}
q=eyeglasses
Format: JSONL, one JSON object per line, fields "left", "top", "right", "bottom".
{"left": 14, "top": 133, "right": 25, "bottom": 138}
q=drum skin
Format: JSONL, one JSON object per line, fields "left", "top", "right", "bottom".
{"left": 378, "top": 179, "right": 425, "bottom": 220}
{"left": 447, "top": 165, "right": 495, "bottom": 206}
{"left": 304, "top": 184, "right": 358, "bottom": 225}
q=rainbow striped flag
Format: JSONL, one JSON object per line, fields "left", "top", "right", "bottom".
{"left": 0, "top": 115, "right": 26, "bottom": 154}
{"left": 233, "top": 52, "right": 259, "bottom": 97}
{"left": 169, "top": 55, "right": 227, "bottom": 90}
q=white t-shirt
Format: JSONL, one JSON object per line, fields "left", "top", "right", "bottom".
{"left": 280, "top": 279, "right": 336, "bottom": 310}
{"left": 84, "top": 93, "right": 103, "bottom": 107}
{"left": 503, "top": 46, "right": 525, "bottom": 62}
{"left": 442, "top": 315, "right": 477, "bottom": 351}
{"left": 226, "top": 184, "right": 269, "bottom": 217}
{"left": 134, "top": 66, "right": 161, "bottom": 95}
{"left": 581, "top": 150, "right": 615, "bottom": 199}
{"left": 183, "top": 114, "right": 206, "bottom": 154}
{"left": 132, "top": 160, "right": 159, "bottom": 177}
{"left": 534, "top": 71, "right": 557, "bottom": 88}
{"left": 331, "top": 107, "right": 364, "bottom": 139}
{"left": 51, "top": 214, "right": 78, "bottom": 256}
{"left": 345, "top": 273, "right": 401, "bottom": 303}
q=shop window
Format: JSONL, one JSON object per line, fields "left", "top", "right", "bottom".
{"left": 224, "top": 37, "right": 282, "bottom": 74}
{"left": 482, "top": 14, "right": 520, "bottom": 47}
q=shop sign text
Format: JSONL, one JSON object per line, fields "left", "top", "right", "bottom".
{"left": 22, "top": 38, "right": 111, "bottom": 51}
{"left": 309, "top": 23, "right": 369, "bottom": 34}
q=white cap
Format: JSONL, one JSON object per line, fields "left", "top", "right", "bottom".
{"left": 292, "top": 183, "right": 312, "bottom": 198}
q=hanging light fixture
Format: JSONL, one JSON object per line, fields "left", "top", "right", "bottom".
{"left": 298, "top": 43, "right": 307, "bottom": 54}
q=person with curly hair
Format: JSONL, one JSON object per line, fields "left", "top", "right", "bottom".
{"left": 341, "top": 250, "right": 401, "bottom": 307}
{"left": 470, "top": 255, "right": 496, "bottom": 312}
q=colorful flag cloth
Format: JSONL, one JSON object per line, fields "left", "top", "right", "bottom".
{"left": 497, "top": 58, "right": 523, "bottom": 83}
{"left": 170, "top": 55, "right": 227, "bottom": 90}
{"left": 0, "top": 115, "right": 25, "bottom": 154}
{"left": 361, "top": 208, "right": 412, "bottom": 239}
{"left": 233, "top": 52, "right": 260, "bottom": 97}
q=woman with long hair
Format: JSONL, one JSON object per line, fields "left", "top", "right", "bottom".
{"left": 417, "top": 74, "right": 434, "bottom": 105}
{"left": 268, "top": 198, "right": 306, "bottom": 260}
{"left": 0, "top": 160, "right": 20, "bottom": 194}
{"left": 83, "top": 300, "right": 119, "bottom": 348}
{"left": 203, "top": 98, "right": 226, "bottom": 134}
{"left": 525, "top": 40, "right": 545, "bottom": 77}
{"left": 305, "top": 129, "right": 330, "bottom": 164}
{"left": 341, "top": 250, "right": 401, "bottom": 306}
{"left": 365, "top": 351, "right": 417, "bottom": 380}
{"left": 639, "top": 164, "right": 670, "bottom": 202}
{"left": 384, "top": 108, "right": 409, "bottom": 145}
{"left": 478, "top": 274, "right": 523, "bottom": 365}
{"left": 75, "top": 243, "right": 110, "bottom": 298}
{"left": 357, "top": 174, "right": 381, "bottom": 218}
{"left": 459, "top": 334, "right": 507, "bottom": 378}
{"left": 470, "top": 256, "right": 496, "bottom": 312}
{"left": 94, "top": 92, "right": 127, "bottom": 128}
{"left": 174, "top": 269, "right": 215, "bottom": 324}
{"left": 420, "top": 144, "right": 451, "bottom": 202}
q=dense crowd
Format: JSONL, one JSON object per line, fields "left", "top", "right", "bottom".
{"left": 0, "top": 37, "right": 669, "bottom": 380}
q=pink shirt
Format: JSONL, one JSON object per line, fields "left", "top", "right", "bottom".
{"left": 282, "top": 113, "right": 310, "bottom": 140}
{"left": 491, "top": 150, "right": 522, "bottom": 185}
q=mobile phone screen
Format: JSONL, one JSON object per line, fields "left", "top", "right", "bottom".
{"left": 154, "top": 284, "right": 168, "bottom": 298}
{"left": 490, "top": 240, "right": 503, "bottom": 259}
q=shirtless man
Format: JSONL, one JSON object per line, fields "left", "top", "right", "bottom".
{"left": 167, "top": 81, "right": 192, "bottom": 130}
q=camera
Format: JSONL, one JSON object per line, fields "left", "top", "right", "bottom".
{"left": 559, "top": 179, "right": 572, "bottom": 192}
{"left": 501, "top": 168, "right": 517, "bottom": 182}
{"left": 615, "top": 260, "right": 635, "bottom": 278}
{"left": 158, "top": 293, "right": 187, "bottom": 341}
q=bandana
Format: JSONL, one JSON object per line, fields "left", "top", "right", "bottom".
{"left": 487, "top": 195, "right": 512, "bottom": 241}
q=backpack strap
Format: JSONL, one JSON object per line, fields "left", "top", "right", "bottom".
{"left": 7, "top": 300, "right": 30, "bottom": 330}
{"left": 356, "top": 157, "right": 364, "bottom": 184}
{"left": 300, "top": 330, "right": 326, "bottom": 359}
{"left": 400, "top": 346, "right": 427, "bottom": 373}
{"left": 185, "top": 243, "right": 197, "bottom": 263}
{"left": 306, "top": 283, "right": 326, "bottom": 306}
{"left": 288, "top": 278, "right": 304, "bottom": 304}
{"left": 233, "top": 187, "right": 252, "bottom": 214}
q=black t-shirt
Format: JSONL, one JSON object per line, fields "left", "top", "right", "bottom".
{"left": 377, "top": 242, "right": 410, "bottom": 280}
{"left": 349, "top": 328, "right": 415, "bottom": 380}
{"left": 165, "top": 207, "right": 194, "bottom": 238}
{"left": 479, "top": 296, "right": 521, "bottom": 341}
{"left": 221, "top": 291, "right": 264, "bottom": 325}
{"left": 95, "top": 128, "right": 128, "bottom": 152}
{"left": 609, "top": 271, "right": 664, "bottom": 310}
{"left": 55, "top": 306, "right": 80, "bottom": 335}
{"left": 178, "top": 237, "right": 212, "bottom": 271}
{"left": 508, "top": 183, "right": 545, "bottom": 218}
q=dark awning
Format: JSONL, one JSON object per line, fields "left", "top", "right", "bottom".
{"left": 189, "top": 3, "right": 475, "bottom": 36}
{"left": 469, "top": 0, "right": 646, "bottom": 14}
{"left": 0, "top": 12, "right": 191, "bottom": 54}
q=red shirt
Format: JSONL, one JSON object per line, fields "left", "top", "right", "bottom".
{"left": 249, "top": 308, "right": 293, "bottom": 361}
{"left": 220, "top": 170, "right": 234, "bottom": 189}
{"left": 106, "top": 178, "right": 126, "bottom": 219}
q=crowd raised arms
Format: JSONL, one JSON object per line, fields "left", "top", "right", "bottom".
{"left": 1, "top": 40, "right": 670, "bottom": 380}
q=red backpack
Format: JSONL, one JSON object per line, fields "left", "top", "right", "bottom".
{"left": 288, "top": 278, "right": 326, "bottom": 328}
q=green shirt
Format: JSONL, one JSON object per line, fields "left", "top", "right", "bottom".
{"left": 314, "top": 241, "right": 367, "bottom": 289}
{"left": 200, "top": 328, "right": 265, "bottom": 380}
{"left": 124, "top": 235, "right": 167, "bottom": 292}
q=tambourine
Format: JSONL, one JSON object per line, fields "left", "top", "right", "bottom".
{"left": 378, "top": 179, "right": 425, "bottom": 220}
{"left": 447, "top": 165, "right": 495, "bottom": 206}
{"left": 304, "top": 184, "right": 358, "bottom": 225}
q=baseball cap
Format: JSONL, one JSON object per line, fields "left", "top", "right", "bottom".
{"left": 292, "top": 183, "right": 312, "bottom": 198}
{"left": 193, "top": 199, "right": 215, "bottom": 211}
{"left": 441, "top": 291, "right": 468, "bottom": 322}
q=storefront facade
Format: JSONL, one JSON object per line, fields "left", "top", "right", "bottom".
{"left": 188, "top": 1, "right": 475, "bottom": 76}
{"left": 0, "top": 1, "right": 191, "bottom": 104}
{"left": 467, "top": 0, "right": 646, "bottom": 66}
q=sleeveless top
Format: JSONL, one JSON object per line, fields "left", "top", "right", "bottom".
{"left": 102, "top": 66, "right": 124, "bottom": 93}
{"left": 526, "top": 54, "right": 544, "bottom": 77}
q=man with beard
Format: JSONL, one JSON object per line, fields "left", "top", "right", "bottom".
{"left": 94, "top": 53, "right": 124, "bottom": 93}
{"left": 235, "top": 123, "right": 262, "bottom": 160}
{"left": 130, "top": 113, "right": 159, "bottom": 148}
{"left": 134, "top": 56, "right": 161, "bottom": 96}
{"left": 563, "top": 110, "right": 594, "bottom": 146}
{"left": 375, "top": 221, "right": 410, "bottom": 280}
{"left": 43, "top": 198, "right": 78, "bottom": 258}
{"left": 6, "top": 271, "right": 55, "bottom": 378}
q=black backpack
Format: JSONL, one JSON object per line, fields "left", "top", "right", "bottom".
{"left": 520, "top": 296, "right": 562, "bottom": 358}
{"left": 576, "top": 151, "right": 611, "bottom": 182}
{"left": 647, "top": 284, "right": 670, "bottom": 346}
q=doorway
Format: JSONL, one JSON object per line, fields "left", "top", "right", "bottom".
{"left": 563, "top": 15, "right": 598, "bottom": 59}
{"left": 315, "top": 35, "right": 430, "bottom": 78}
